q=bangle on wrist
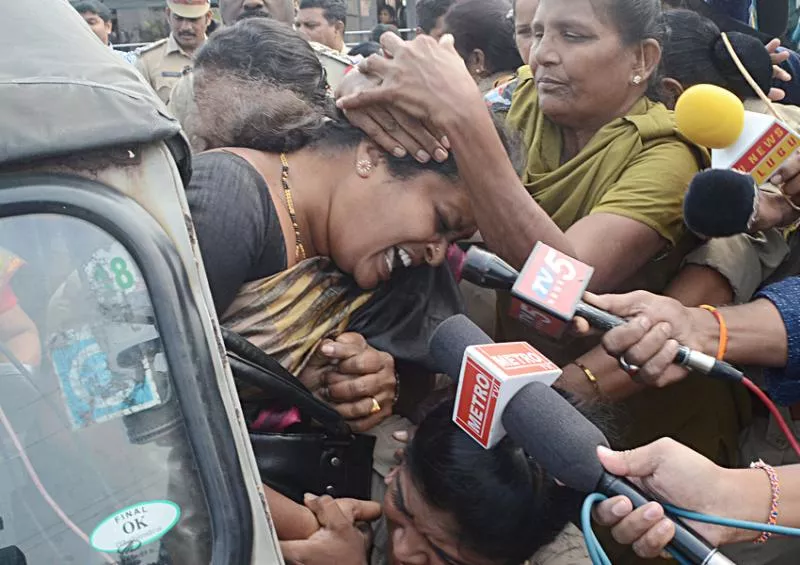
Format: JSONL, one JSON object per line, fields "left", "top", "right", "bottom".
{"left": 699, "top": 305, "right": 729, "bottom": 361}
{"left": 574, "top": 362, "right": 601, "bottom": 396}
{"left": 691, "top": 306, "right": 723, "bottom": 358}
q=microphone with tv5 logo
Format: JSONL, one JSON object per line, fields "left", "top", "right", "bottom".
{"left": 428, "top": 315, "right": 735, "bottom": 565}
{"left": 461, "top": 243, "right": 744, "bottom": 383}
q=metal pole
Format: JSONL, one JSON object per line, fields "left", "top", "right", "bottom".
{"left": 405, "top": 0, "right": 417, "bottom": 33}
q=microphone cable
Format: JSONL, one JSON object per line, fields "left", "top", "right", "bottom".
{"left": 581, "top": 492, "right": 800, "bottom": 565}
{"left": 580, "top": 369, "right": 800, "bottom": 565}
{"left": 741, "top": 376, "right": 800, "bottom": 458}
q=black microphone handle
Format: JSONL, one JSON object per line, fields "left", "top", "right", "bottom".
{"left": 574, "top": 301, "right": 623, "bottom": 331}
{"left": 573, "top": 302, "right": 743, "bottom": 383}
{"left": 598, "top": 474, "right": 734, "bottom": 565}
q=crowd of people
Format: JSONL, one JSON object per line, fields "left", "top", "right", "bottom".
{"left": 59, "top": 0, "right": 800, "bottom": 563}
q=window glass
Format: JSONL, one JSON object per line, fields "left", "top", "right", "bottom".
{"left": 0, "top": 214, "right": 212, "bottom": 565}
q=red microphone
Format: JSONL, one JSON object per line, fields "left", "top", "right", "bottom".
{"left": 461, "top": 244, "right": 744, "bottom": 383}
{"left": 509, "top": 243, "right": 595, "bottom": 338}
{"left": 452, "top": 339, "right": 560, "bottom": 448}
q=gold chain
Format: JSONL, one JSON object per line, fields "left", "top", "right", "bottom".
{"left": 279, "top": 153, "right": 307, "bottom": 262}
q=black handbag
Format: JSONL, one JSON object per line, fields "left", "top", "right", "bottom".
{"left": 222, "top": 329, "right": 375, "bottom": 504}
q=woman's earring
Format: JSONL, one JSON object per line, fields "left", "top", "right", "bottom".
{"left": 632, "top": 75, "right": 643, "bottom": 86}
{"left": 356, "top": 159, "right": 372, "bottom": 177}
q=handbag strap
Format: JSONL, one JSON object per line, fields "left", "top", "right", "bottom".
{"left": 222, "top": 328, "right": 351, "bottom": 435}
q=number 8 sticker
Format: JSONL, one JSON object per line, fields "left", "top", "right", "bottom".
{"left": 85, "top": 243, "right": 143, "bottom": 300}
{"left": 110, "top": 257, "right": 135, "bottom": 290}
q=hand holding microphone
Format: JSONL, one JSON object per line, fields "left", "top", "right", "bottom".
{"left": 582, "top": 291, "right": 712, "bottom": 388}
{"left": 593, "top": 439, "right": 773, "bottom": 557}
{"left": 462, "top": 244, "right": 744, "bottom": 383}
{"left": 428, "top": 315, "right": 734, "bottom": 564}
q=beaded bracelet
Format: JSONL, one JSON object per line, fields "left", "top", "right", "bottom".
{"left": 699, "top": 305, "right": 729, "bottom": 361}
{"left": 750, "top": 459, "right": 781, "bottom": 544}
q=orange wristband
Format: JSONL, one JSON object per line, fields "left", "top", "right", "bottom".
{"left": 699, "top": 305, "right": 728, "bottom": 361}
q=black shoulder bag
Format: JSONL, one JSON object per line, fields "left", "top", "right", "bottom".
{"left": 222, "top": 329, "right": 375, "bottom": 504}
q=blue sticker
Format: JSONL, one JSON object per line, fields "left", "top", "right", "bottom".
{"left": 50, "top": 327, "right": 161, "bottom": 429}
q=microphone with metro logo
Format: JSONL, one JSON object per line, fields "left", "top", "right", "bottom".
{"left": 461, "top": 242, "right": 744, "bottom": 383}
{"left": 429, "top": 315, "right": 734, "bottom": 565}
{"left": 451, "top": 340, "right": 561, "bottom": 448}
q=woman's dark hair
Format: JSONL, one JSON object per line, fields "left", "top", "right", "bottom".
{"left": 593, "top": 0, "right": 667, "bottom": 46}
{"left": 191, "top": 13, "right": 517, "bottom": 182}
{"left": 190, "top": 18, "right": 331, "bottom": 151}
{"left": 405, "top": 400, "right": 583, "bottom": 565}
{"left": 71, "top": 0, "right": 111, "bottom": 22}
{"left": 589, "top": 0, "right": 667, "bottom": 101}
{"left": 443, "top": 0, "right": 523, "bottom": 75}
{"left": 662, "top": 9, "right": 772, "bottom": 100}
{"left": 194, "top": 18, "right": 328, "bottom": 107}
{"left": 371, "top": 23, "right": 398, "bottom": 42}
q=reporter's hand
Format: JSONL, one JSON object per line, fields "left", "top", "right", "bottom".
{"left": 770, "top": 150, "right": 800, "bottom": 225}
{"left": 280, "top": 494, "right": 378, "bottom": 565}
{"left": 316, "top": 333, "right": 398, "bottom": 432}
{"left": 751, "top": 187, "right": 800, "bottom": 231}
{"left": 582, "top": 292, "right": 701, "bottom": 387}
{"left": 766, "top": 38, "right": 791, "bottom": 101}
{"left": 593, "top": 439, "right": 757, "bottom": 557}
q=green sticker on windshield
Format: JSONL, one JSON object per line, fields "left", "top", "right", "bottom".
{"left": 90, "top": 500, "right": 181, "bottom": 554}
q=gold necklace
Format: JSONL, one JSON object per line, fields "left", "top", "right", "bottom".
{"left": 279, "top": 153, "right": 307, "bottom": 262}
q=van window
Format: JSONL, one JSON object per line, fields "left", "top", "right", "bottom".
{"left": 0, "top": 214, "right": 212, "bottom": 565}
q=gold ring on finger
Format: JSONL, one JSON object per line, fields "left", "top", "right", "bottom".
{"left": 369, "top": 397, "right": 381, "bottom": 414}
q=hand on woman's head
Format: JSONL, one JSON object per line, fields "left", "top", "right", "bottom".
{"left": 337, "top": 32, "right": 485, "bottom": 133}
{"left": 336, "top": 70, "right": 451, "bottom": 163}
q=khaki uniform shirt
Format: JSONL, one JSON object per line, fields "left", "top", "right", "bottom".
{"left": 135, "top": 34, "right": 196, "bottom": 104}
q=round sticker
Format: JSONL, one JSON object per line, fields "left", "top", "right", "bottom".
{"left": 90, "top": 500, "right": 181, "bottom": 554}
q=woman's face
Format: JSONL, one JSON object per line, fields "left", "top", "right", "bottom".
{"left": 327, "top": 145, "right": 476, "bottom": 290}
{"left": 383, "top": 467, "right": 496, "bottom": 565}
{"left": 531, "top": 0, "right": 644, "bottom": 130}
{"left": 514, "top": 0, "right": 540, "bottom": 66}
{"left": 379, "top": 8, "right": 394, "bottom": 24}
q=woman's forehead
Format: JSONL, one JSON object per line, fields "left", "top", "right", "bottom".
{"left": 535, "top": 0, "right": 613, "bottom": 26}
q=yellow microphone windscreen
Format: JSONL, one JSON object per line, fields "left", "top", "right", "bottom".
{"left": 675, "top": 84, "right": 745, "bottom": 149}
